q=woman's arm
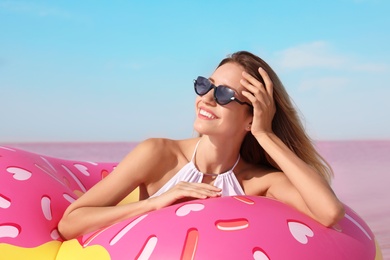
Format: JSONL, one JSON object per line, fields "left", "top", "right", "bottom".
{"left": 241, "top": 68, "right": 344, "bottom": 226}
{"left": 58, "top": 138, "right": 176, "bottom": 240}
{"left": 58, "top": 138, "right": 221, "bottom": 240}
{"left": 255, "top": 133, "right": 345, "bottom": 226}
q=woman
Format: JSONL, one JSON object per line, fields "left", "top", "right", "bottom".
{"left": 58, "top": 51, "right": 345, "bottom": 240}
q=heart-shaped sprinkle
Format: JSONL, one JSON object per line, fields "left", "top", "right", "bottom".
{"left": 74, "top": 164, "right": 90, "bottom": 176}
{"left": 288, "top": 221, "right": 314, "bottom": 244}
{"left": 6, "top": 167, "right": 32, "bottom": 181}
{"left": 176, "top": 203, "right": 205, "bottom": 217}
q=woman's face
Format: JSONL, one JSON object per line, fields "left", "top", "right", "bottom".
{"left": 193, "top": 62, "right": 253, "bottom": 138}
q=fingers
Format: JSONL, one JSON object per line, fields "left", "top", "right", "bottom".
{"left": 152, "top": 182, "right": 222, "bottom": 210}
{"left": 257, "top": 67, "right": 274, "bottom": 98}
{"left": 240, "top": 73, "right": 270, "bottom": 108}
{"left": 240, "top": 67, "right": 276, "bottom": 135}
{"left": 241, "top": 68, "right": 273, "bottom": 99}
{"left": 173, "top": 182, "right": 222, "bottom": 199}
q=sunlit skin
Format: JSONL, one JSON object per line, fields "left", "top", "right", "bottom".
{"left": 58, "top": 62, "right": 344, "bottom": 240}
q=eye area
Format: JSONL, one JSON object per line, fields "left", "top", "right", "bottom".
{"left": 194, "top": 76, "right": 252, "bottom": 107}
{"left": 214, "top": 85, "right": 236, "bottom": 105}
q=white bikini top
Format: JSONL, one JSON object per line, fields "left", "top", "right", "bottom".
{"left": 149, "top": 140, "right": 245, "bottom": 198}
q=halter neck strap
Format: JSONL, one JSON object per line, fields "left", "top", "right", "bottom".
{"left": 190, "top": 140, "right": 201, "bottom": 162}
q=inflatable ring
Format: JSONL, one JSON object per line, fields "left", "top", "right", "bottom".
{"left": 0, "top": 146, "right": 383, "bottom": 259}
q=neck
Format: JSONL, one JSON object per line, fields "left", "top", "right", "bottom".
{"left": 194, "top": 135, "right": 242, "bottom": 174}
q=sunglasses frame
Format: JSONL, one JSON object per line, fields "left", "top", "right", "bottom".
{"left": 194, "top": 76, "right": 253, "bottom": 107}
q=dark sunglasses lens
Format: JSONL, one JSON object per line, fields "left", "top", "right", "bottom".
{"left": 195, "top": 77, "right": 211, "bottom": 95}
{"left": 215, "top": 86, "right": 235, "bottom": 105}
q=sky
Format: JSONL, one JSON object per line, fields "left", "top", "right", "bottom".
{"left": 0, "top": 0, "right": 389, "bottom": 142}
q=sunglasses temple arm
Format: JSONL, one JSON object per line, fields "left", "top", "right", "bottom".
{"left": 235, "top": 99, "right": 253, "bottom": 107}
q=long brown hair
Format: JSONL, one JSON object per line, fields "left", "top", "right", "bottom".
{"left": 218, "top": 51, "right": 333, "bottom": 182}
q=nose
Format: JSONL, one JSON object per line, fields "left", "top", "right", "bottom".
{"left": 201, "top": 86, "right": 216, "bottom": 105}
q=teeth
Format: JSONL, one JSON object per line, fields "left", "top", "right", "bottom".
{"left": 200, "top": 109, "right": 216, "bottom": 119}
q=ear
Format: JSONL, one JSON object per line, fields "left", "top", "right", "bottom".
{"left": 245, "top": 121, "right": 252, "bottom": 132}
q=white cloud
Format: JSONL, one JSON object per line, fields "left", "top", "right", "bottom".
{"left": 350, "top": 62, "right": 389, "bottom": 73}
{"left": 298, "top": 76, "right": 351, "bottom": 91}
{"left": 275, "top": 41, "right": 390, "bottom": 73}
{"left": 0, "top": 0, "right": 71, "bottom": 19}
{"left": 276, "top": 41, "right": 346, "bottom": 70}
{"left": 0, "top": 1, "right": 93, "bottom": 25}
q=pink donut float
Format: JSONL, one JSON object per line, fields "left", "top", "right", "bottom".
{"left": 0, "top": 146, "right": 383, "bottom": 259}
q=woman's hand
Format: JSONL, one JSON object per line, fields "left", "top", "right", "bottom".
{"left": 149, "top": 181, "right": 221, "bottom": 209}
{"left": 240, "top": 67, "right": 276, "bottom": 137}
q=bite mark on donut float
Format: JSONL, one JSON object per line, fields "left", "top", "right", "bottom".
{"left": 181, "top": 228, "right": 199, "bottom": 260}
{"left": 215, "top": 218, "right": 249, "bottom": 231}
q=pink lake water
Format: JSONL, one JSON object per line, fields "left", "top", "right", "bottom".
{"left": 2, "top": 140, "right": 389, "bottom": 258}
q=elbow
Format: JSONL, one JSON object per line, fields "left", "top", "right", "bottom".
{"left": 57, "top": 218, "right": 77, "bottom": 241}
{"left": 319, "top": 202, "right": 346, "bottom": 227}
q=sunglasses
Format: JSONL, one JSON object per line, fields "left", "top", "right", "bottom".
{"left": 193, "top": 76, "right": 252, "bottom": 107}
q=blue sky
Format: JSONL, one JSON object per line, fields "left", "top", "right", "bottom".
{"left": 0, "top": 0, "right": 389, "bottom": 142}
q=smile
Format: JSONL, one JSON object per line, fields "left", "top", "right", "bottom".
{"left": 199, "top": 109, "right": 217, "bottom": 119}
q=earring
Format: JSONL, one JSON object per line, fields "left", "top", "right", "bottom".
{"left": 246, "top": 125, "right": 251, "bottom": 131}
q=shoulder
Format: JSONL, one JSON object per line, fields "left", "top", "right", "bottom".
{"left": 130, "top": 137, "right": 199, "bottom": 165}
{"left": 238, "top": 163, "right": 287, "bottom": 196}
{"left": 129, "top": 138, "right": 176, "bottom": 163}
{"left": 137, "top": 137, "right": 197, "bottom": 152}
{"left": 137, "top": 138, "right": 176, "bottom": 153}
